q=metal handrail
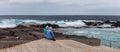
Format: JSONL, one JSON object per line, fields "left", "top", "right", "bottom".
{"left": 101, "top": 39, "right": 120, "bottom": 48}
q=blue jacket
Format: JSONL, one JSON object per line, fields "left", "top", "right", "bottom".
{"left": 46, "top": 29, "right": 55, "bottom": 39}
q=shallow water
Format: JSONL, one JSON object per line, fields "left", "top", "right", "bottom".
{"left": 56, "top": 28, "right": 120, "bottom": 49}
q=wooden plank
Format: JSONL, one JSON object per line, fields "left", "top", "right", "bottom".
{"left": 0, "top": 39, "right": 119, "bottom": 52}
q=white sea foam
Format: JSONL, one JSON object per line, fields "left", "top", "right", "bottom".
{"left": 0, "top": 19, "right": 86, "bottom": 28}
{"left": 74, "top": 31, "right": 88, "bottom": 34}
{"left": 22, "top": 20, "right": 86, "bottom": 27}
{"left": 99, "top": 24, "right": 112, "bottom": 27}
{"left": 56, "top": 20, "right": 86, "bottom": 27}
{"left": 0, "top": 19, "right": 17, "bottom": 28}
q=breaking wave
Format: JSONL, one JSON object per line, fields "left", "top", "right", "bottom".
{"left": 0, "top": 19, "right": 86, "bottom": 28}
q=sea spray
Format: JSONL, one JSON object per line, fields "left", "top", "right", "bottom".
{"left": 0, "top": 19, "right": 86, "bottom": 28}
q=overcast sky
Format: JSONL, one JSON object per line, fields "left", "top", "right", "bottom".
{"left": 0, "top": 0, "right": 120, "bottom": 15}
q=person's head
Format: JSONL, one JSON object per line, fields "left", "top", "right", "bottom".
{"left": 49, "top": 26, "right": 53, "bottom": 30}
{"left": 46, "top": 26, "right": 49, "bottom": 29}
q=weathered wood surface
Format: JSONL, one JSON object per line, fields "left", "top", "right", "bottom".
{"left": 0, "top": 39, "right": 119, "bottom": 52}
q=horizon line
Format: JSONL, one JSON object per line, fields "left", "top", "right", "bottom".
{"left": 0, "top": 15, "right": 120, "bottom": 16}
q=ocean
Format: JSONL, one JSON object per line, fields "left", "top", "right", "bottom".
{"left": 0, "top": 15, "right": 120, "bottom": 21}
{"left": 0, "top": 15, "right": 120, "bottom": 49}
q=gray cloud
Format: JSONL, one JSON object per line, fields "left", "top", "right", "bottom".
{"left": 0, "top": 0, "right": 120, "bottom": 15}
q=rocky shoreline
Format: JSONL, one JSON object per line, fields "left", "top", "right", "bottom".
{"left": 0, "top": 22, "right": 102, "bottom": 49}
{"left": 83, "top": 20, "right": 120, "bottom": 28}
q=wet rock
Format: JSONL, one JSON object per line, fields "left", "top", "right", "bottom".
{"left": 39, "top": 23, "right": 59, "bottom": 28}
{"left": 104, "top": 20, "right": 111, "bottom": 24}
{"left": 29, "top": 31, "right": 43, "bottom": 39}
{"left": 16, "top": 22, "right": 38, "bottom": 28}
{"left": 16, "top": 22, "right": 59, "bottom": 28}
{"left": 83, "top": 21, "right": 103, "bottom": 26}
{"left": 112, "top": 21, "right": 120, "bottom": 27}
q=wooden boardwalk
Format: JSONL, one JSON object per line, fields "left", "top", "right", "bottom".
{"left": 0, "top": 39, "right": 120, "bottom": 52}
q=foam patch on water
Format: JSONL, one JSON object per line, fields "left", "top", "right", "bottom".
{"left": 99, "top": 24, "right": 112, "bottom": 27}
{"left": 56, "top": 20, "right": 86, "bottom": 27}
{"left": 0, "top": 19, "right": 17, "bottom": 28}
{"left": 74, "top": 31, "right": 88, "bottom": 34}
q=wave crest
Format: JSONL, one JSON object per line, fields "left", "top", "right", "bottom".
{"left": 0, "top": 19, "right": 86, "bottom": 28}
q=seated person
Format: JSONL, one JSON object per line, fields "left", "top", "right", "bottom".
{"left": 46, "top": 27, "right": 56, "bottom": 41}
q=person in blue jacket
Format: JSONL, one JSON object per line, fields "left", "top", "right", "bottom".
{"left": 43, "top": 26, "right": 49, "bottom": 38}
{"left": 46, "top": 27, "right": 56, "bottom": 41}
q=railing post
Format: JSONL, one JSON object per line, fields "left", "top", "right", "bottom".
{"left": 110, "top": 40, "right": 112, "bottom": 48}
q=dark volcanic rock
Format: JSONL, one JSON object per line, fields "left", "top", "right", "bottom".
{"left": 104, "top": 20, "right": 111, "bottom": 24}
{"left": 16, "top": 22, "right": 38, "bottom": 28}
{"left": 13, "top": 31, "right": 37, "bottom": 40}
{"left": 0, "top": 27, "right": 43, "bottom": 41}
{"left": 83, "top": 20, "right": 120, "bottom": 28}
{"left": 0, "top": 30, "right": 14, "bottom": 36}
{"left": 0, "top": 26, "right": 44, "bottom": 48}
{"left": 83, "top": 21, "right": 103, "bottom": 26}
{"left": 16, "top": 22, "right": 59, "bottom": 28}
{"left": 16, "top": 25, "right": 28, "bottom": 28}
{"left": 39, "top": 23, "right": 59, "bottom": 28}
{"left": 29, "top": 31, "right": 43, "bottom": 39}
{"left": 112, "top": 21, "right": 120, "bottom": 27}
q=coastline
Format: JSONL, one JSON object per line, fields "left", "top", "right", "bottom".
{"left": 0, "top": 26, "right": 100, "bottom": 48}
